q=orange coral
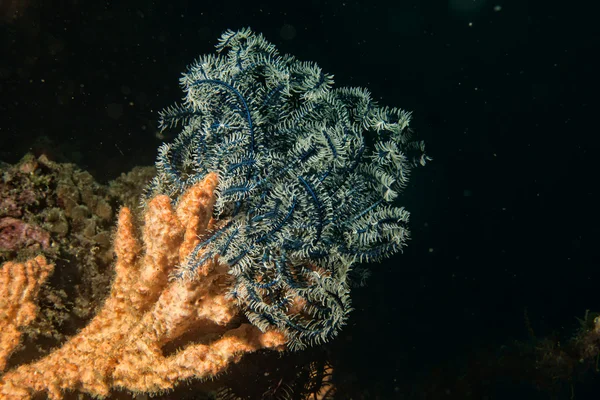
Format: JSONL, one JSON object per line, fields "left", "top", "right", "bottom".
{"left": 0, "top": 172, "right": 286, "bottom": 399}
{"left": 0, "top": 256, "right": 54, "bottom": 372}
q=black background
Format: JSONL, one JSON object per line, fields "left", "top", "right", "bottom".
{"left": 1, "top": 0, "right": 599, "bottom": 398}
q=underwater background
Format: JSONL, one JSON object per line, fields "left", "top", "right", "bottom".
{"left": 1, "top": 0, "right": 598, "bottom": 399}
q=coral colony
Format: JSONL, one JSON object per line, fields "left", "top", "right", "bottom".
{"left": 0, "top": 28, "right": 428, "bottom": 398}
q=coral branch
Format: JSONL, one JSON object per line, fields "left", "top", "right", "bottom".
{"left": 0, "top": 173, "right": 285, "bottom": 399}
{"left": 0, "top": 256, "right": 53, "bottom": 372}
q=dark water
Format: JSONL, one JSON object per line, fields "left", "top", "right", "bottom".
{"left": 1, "top": 0, "right": 598, "bottom": 398}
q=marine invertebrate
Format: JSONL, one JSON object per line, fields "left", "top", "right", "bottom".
{"left": 0, "top": 256, "right": 53, "bottom": 372}
{"left": 0, "top": 28, "right": 428, "bottom": 398}
{"left": 0, "top": 174, "right": 285, "bottom": 399}
{"left": 148, "top": 28, "right": 429, "bottom": 348}
{"left": 0, "top": 154, "right": 152, "bottom": 342}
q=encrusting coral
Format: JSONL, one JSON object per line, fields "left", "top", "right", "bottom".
{"left": 0, "top": 172, "right": 286, "bottom": 399}
{"left": 1, "top": 153, "right": 157, "bottom": 346}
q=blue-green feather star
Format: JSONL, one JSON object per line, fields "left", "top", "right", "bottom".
{"left": 146, "top": 28, "right": 430, "bottom": 349}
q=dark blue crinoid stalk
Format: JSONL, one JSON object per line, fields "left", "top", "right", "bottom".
{"left": 147, "top": 28, "right": 429, "bottom": 349}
